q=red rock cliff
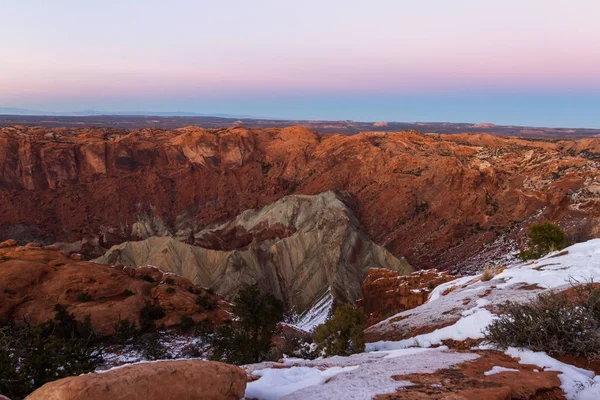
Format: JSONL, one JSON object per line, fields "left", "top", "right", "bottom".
{"left": 0, "top": 125, "right": 598, "bottom": 271}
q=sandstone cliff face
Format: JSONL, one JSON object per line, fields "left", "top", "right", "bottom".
{"left": 0, "top": 125, "right": 598, "bottom": 271}
{"left": 0, "top": 241, "right": 230, "bottom": 335}
{"left": 95, "top": 191, "right": 413, "bottom": 313}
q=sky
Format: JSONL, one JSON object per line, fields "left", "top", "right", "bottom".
{"left": 1, "top": 0, "right": 599, "bottom": 127}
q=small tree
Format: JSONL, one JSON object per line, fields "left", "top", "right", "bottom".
{"left": 520, "top": 222, "right": 568, "bottom": 260}
{"left": 208, "top": 285, "right": 284, "bottom": 365}
{"left": 0, "top": 305, "right": 102, "bottom": 399}
{"left": 136, "top": 332, "right": 169, "bottom": 361}
{"left": 314, "top": 304, "right": 366, "bottom": 357}
{"left": 139, "top": 301, "right": 166, "bottom": 332}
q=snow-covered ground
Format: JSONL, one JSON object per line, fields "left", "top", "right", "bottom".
{"left": 246, "top": 347, "right": 477, "bottom": 400}
{"left": 368, "top": 239, "right": 600, "bottom": 350}
{"left": 245, "top": 239, "right": 600, "bottom": 400}
{"left": 99, "top": 330, "right": 206, "bottom": 370}
{"left": 291, "top": 290, "right": 333, "bottom": 332}
{"left": 88, "top": 240, "right": 600, "bottom": 399}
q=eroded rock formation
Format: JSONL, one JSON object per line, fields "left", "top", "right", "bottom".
{"left": 357, "top": 268, "right": 457, "bottom": 326}
{"left": 0, "top": 241, "right": 230, "bottom": 335}
{"left": 0, "top": 125, "right": 598, "bottom": 271}
{"left": 95, "top": 191, "right": 413, "bottom": 313}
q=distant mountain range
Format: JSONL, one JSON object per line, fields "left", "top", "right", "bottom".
{"left": 0, "top": 107, "right": 260, "bottom": 119}
{"left": 1, "top": 107, "right": 600, "bottom": 139}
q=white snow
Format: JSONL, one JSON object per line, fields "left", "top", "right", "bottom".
{"left": 492, "top": 239, "right": 600, "bottom": 290}
{"left": 369, "top": 239, "right": 600, "bottom": 353}
{"left": 383, "top": 346, "right": 448, "bottom": 359}
{"left": 366, "top": 299, "right": 496, "bottom": 351}
{"left": 245, "top": 347, "right": 477, "bottom": 400}
{"left": 293, "top": 290, "right": 333, "bottom": 332}
{"left": 505, "top": 347, "right": 599, "bottom": 400}
{"left": 91, "top": 357, "right": 203, "bottom": 375}
{"left": 246, "top": 366, "right": 359, "bottom": 400}
{"left": 427, "top": 275, "right": 475, "bottom": 302}
{"left": 483, "top": 366, "right": 520, "bottom": 376}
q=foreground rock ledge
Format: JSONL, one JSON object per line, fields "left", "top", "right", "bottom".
{"left": 25, "top": 360, "right": 246, "bottom": 400}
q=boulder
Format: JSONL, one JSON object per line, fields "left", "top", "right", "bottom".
{"left": 357, "top": 268, "right": 457, "bottom": 326}
{"left": 0, "top": 239, "right": 16, "bottom": 248}
{"left": 0, "top": 245, "right": 230, "bottom": 335}
{"left": 25, "top": 360, "right": 246, "bottom": 400}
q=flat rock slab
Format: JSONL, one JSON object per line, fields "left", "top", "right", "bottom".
{"left": 25, "top": 360, "right": 246, "bottom": 400}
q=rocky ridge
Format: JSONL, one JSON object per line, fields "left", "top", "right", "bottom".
{"left": 0, "top": 241, "right": 230, "bottom": 335}
{"left": 94, "top": 191, "right": 413, "bottom": 314}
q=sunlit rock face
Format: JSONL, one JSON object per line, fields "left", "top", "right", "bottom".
{"left": 0, "top": 125, "right": 598, "bottom": 272}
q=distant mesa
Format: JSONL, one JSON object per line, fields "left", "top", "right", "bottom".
{"left": 473, "top": 122, "right": 497, "bottom": 128}
{"left": 373, "top": 121, "right": 388, "bottom": 127}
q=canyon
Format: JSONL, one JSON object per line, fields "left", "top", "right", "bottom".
{"left": 94, "top": 191, "right": 412, "bottom": 315}
{"left": 1, "top": 124, "right": 600, "bottom": 399}
{"left": 0, "top": 125, "right": 597, "bottom": 274}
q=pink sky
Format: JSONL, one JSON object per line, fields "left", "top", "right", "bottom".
{"left": 1, "top": 0, "right": 599, "bottom": 126}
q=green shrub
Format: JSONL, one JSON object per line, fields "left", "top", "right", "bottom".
{"left": 136, "top": 332, "right": 169, "bottom": 361}
{"left": 112, "top": 317, "right": 138, "bottom": 344}
{"left": 207, "top": 285, "right": 284, "bottom": 365}
{"left": 0, "top": 305, "right": 101, "bottom": 399}
{"left": 166, "top": 287, "right": 176, "bottom": 294}
{"left": 484, "top": 285, "right": 600, "bottom": 358}
{"left": 520, "top": 222, "right": 568, "bottom": 260}
{"left": 314, "top": 304, "right": 366, "bottom": 357}
{"left": 180, "top": 315, "right": 194, "bottom": 329}
{"left": 194, "top": 317, "right": 214, "bottom": 340}
{"left": 519, "top": 249, "right": 539, "bottom": 261}
{"left": 122, "top": 289, "right": 134, "bottom": 297}
{"left": 139, "top": 302, "right": 166, "bottom": 332}
{"left": 196, "top": 293, "right": 218, "bottom": 311}
{"left": 76, "top": 291, "right": 93, "bottom": 302}
{"left": 165, "top": 277, "right": 175, "bottom": 285}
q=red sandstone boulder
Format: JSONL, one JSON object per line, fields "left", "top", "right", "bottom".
{"left": 25, "top": 360, "right": 246, "bottom": 400}
{"left": 0, "top": 239, "right": 16, "bottom": 248}
{"left": 0, "top": 244, "right": 230, "bottom": 335}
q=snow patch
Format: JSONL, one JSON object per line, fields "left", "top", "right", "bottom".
{"left": 367, "top": 299, "right": 496, "bottom": 351}
{"left": 293, "top": 290, "right": 333, "bottom": 332}
{"left": 484, "top": 366, "right": 520, "bottom": 376}
{"left": 245, "top": 348, "right": 477, "bottom": 400}
{"left": 505, "top": 347, "right": 599, "bottom": 400}
{"left": 246, "top": 366, "right": 359, "bottom": 400}
{"left": 493, "top": 239, "right": 600, "bottom": 290}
